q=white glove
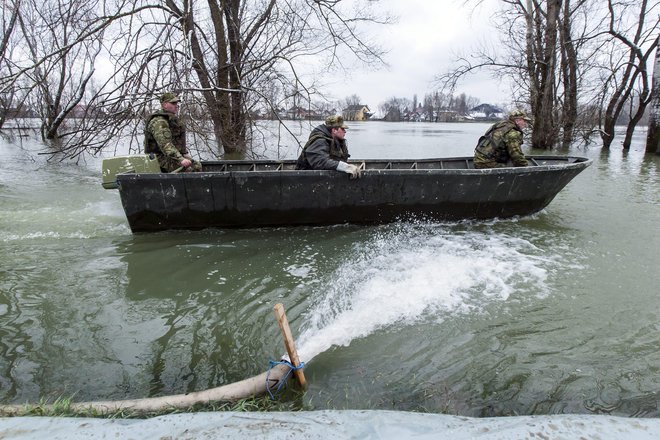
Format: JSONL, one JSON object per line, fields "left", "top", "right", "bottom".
{"left": 336, "top": 161, "right": 362, "bottom": 179}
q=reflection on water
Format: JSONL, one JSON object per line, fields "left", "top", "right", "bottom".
{"left": 376, "top": 128, "right": 465, "bottom": 135}
{"left": 110, "top": 232, "right": 305, "bottom": 398}
{"left": 0, "top": 126, "right": 659, "bottom": 416}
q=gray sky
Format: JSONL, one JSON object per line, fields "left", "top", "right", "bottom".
{"left": 326, "top": 0, "right": 508, "bottom": 111}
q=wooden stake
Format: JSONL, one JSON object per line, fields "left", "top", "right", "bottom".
{"left": 273, "top": 303, "right": 307, "bottom": 388}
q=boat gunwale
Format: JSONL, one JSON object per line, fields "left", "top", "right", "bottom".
{"left": 115, "top": 156, "right": 592, "bottom": 181}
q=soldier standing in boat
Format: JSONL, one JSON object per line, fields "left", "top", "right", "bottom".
{"left": 144, "top": 92, "right": 202, "bottom": 173}
{"left": 296, "top": 115, "right": 362, "bottom": 179}
{"left": 473, "top": 110, "right": 532, "bottom": 169}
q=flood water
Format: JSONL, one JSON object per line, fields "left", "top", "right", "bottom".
{"left": 0, "top": 121, "right": 658, "bottom": 417}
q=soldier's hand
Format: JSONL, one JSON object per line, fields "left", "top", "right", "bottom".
{"left": 180, "top": 158, "right": 192, "bottom": 168}
{"left": 337, "top": 161, "right": 362, "bottom": 179}
{"left": 348, "top": 164, "right": 362, "bottom": 179}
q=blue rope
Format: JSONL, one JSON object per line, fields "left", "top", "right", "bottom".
{"left": 266, "top": 359, "right": 306, "bottom": 400}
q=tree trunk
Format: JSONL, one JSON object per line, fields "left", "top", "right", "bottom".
{"left": 224, "top": 0, "right": 246, "bottom": 154}
{"left": 0, "top": 0, "right": 20, "bottom": 62}
{"left": 529, "top": 0, "right": 561, "bottom": 150}
{"left": 176, "top": 0, "right": 254, "bottom": 156}
{"left": 559, "top": 0, "right": 578, "bottom": 149}
{"left": 601, "top": 0, "right": 654, "bottom": 150}
{"left": 647, "top": 37, "right": 660, "bottom": 155}
{"left": 623, "top": 93, "right": 652, "bottom": 151}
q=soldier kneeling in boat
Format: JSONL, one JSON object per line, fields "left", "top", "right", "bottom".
{"left": 144, "top": 92, "right": 202, "bottom": 173}
{"left": 474, "top": 110, "right": 531, "bottom": 169}
{"left": 296, "top": 115, "right": 362, "bottom": 179}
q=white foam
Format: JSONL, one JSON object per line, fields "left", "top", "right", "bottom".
{"left": 297, "top": 225, "right": 559, "bottom": 361}
{"left": 0, "top": 198, "right": 130, "bottom": 242}
{"left": 82, "top": 199, "right": 127, "bottom": 218}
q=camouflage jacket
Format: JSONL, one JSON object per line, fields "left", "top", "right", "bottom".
{"left": 295, "top": 124, "right": 350, "bottom": 170}
{"left": 474, "top": 120, "right": 528, "bottom": 167}
{"left": 144, "top": 110, "right": 187, "bottom": 161}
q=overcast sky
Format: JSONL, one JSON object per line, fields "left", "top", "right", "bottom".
{"left": 324, "top": 0, "right": 508, "bottom": 112}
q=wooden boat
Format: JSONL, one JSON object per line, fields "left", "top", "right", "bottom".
{"left": 103, "top": 155, "right": 591, "bottom": 232}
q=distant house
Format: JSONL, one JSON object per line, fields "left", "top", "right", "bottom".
{"left": 286, "top": 106, "right": 307, "bottom": 120}
{"left": 286, "top": 106, "right": 322, "bottom": 120}
{"left": 0, "top": 106, "right": 37, "bottom": 118}
{"left": 275, "top": 107, "right": 287, "bottom": 119}
{"left": 342, "top": 104, "right": 372, "bottom": 121}
{"left": 409, "top": 105, "right": 428, "bottom": 122}
{"left": 71, "top": 104, "right": 88, "bottom": 118}
{"left": 469, "top": 104, "right": 505, "bottom": 120}
{"left": 436, "top": 110, "right": 462, "bottom": 122}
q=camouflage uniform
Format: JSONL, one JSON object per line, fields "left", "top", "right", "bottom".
{"left": 295, "top": 116, "right": 350, "bottom": 170}
{"left": 144, "top": 95, "right": 202, "bottom": 173}
{"left": 474, "top": 113, "right": 530, "bottom": 169}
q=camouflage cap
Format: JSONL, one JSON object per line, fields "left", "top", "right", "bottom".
{"left": 160, "top": 92, "right": 180, "bottom": 103}
{"left": 508, "top": 109, "right": 532, "bottom": 122}
{"left": 325, "top": 115, "right": 348, "bottom": 129}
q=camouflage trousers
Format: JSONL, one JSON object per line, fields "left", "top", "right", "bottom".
{"left": 474, "top": 149, "right": 519, "bottom": 169}
{"left": 474, "top": 158, "right": 510, "bottom": 169}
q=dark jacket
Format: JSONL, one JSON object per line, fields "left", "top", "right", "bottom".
{"left": 296, "top": 124, "right": 350, "bottom": 170}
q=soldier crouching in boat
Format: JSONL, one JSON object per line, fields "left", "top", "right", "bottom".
{"left": 296, "top": 115, "right": 362, "bottom": 179}
{"left": 144, "top": 92, "right": 202, "bottom": 173}
{"left": 474, "top": 110, "right": 532, "bottom": 169}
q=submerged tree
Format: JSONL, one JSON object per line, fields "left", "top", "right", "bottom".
{"left": 0, "top": 0, "right": 22, "bottom": 131}
{"left": 647, "top": 36, "right": 660, "bottom": 155}
{"left": 2, "top": 0, "right": 389, "bottom": 158}
{"left": 435, "top": 0, "right": 575, "bottom": 149}
{"left": 170, "top": 0, "right": 386, "bottom": 155}
{"left": 598, "top": 0, "right": 658, "bottom": 150}
{"left": 436, "top": 0, "right": 657, "bottom": 150}
{"left": 379, "top": 96, "right": 411, "bottom": 122}
{"left": 16, "top": 0, "right": 103, "bottom": 141}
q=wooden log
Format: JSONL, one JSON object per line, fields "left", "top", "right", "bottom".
{"left": 273, "top": 303, "right": 307, "bottom": 388}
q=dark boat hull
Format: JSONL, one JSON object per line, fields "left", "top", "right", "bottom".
{"left": 115, "top": 156, "right": 591, "bottom": 232}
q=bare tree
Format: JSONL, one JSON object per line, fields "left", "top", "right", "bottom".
{"left": 379, "top": 96, "right": 411, "bottom": 122}
{"left": 453, "top": 92, "right": 468, "bottom": 115}
{"left": 438, "top": 0, "right": 657, "bottom": 151}
{"left": 435, "top": 1, "right": 567, "bottom": 148}
{"left": 102, "top": 0, "right": 388, "bottom": 156}
{"left": 312, "top": 99, "right": 335, "bottom": 117}
{"left": 3, "top": 0, "right": 389, "bottom": 159}
{"left": 599, "top": 0, "right": 658, "bottom": 150}
{"left": 0, "top": 0, "right": 21, "bottom": 67}
{"left": 16, "top": 0, "right": 103, "bottom": 142}
{"left": 431, "top": 90, "right": 451, "bottom": 122}
{"left": 647, "top": 37, "right": 660, "bottom": 155}
{"left": 422, "top": 93, "right": 434, "bottom": 121}
{"left": 344, "top": 94, "right": 362, "bottom": 107}
{"left": 558, "top": 0, "right": 579, "bottom": 148}
{"left": 0, "top": 0, "right": 22, "bottom": 130}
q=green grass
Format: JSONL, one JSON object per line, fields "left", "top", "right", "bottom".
{"left": 0, "top": 390, "right": 307, "bottom": 419}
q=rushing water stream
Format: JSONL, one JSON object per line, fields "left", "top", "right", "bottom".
{"left": 0, "top": 121, "right": 658, "bottom": 417}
